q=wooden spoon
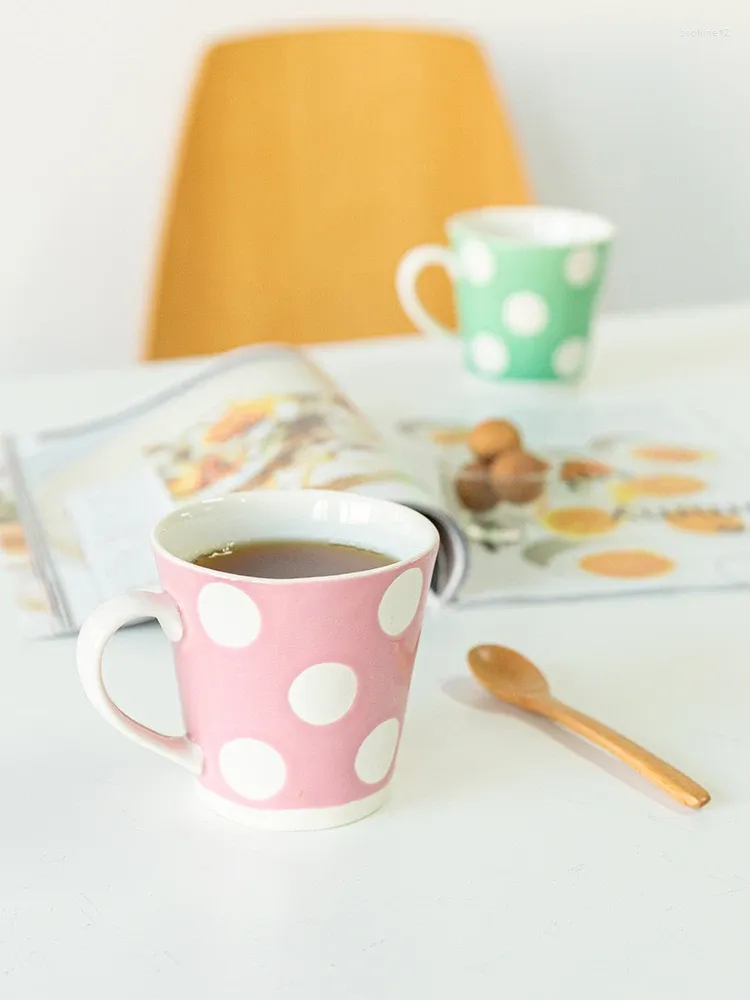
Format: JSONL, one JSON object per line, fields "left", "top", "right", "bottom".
{"left": 467, "top": 644, "right": 710, "bottom": 809}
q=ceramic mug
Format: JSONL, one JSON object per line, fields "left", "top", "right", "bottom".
{"left": 76, "top": 490, "right": 439, "bottom": 831}
{"left": 396, "top": 206, "right": 615, "bottom": 383}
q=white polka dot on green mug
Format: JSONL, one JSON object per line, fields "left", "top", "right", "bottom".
{"left": 396, "top": 207, "right": 614, "bottom": 383}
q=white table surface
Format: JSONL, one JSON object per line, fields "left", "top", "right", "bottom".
{"left": 2, "top": 302, "right": 750, "bottom": 998}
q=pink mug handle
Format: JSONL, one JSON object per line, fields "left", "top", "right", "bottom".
{"left": 76, "top": 589, "right": 202, "bottom": 774}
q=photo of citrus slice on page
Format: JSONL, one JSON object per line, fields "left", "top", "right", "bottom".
{"left": 543, "top": 506, "right": 620, "bottom": 538}
{"left": 579, "top": 549, "right": 675, "bottom": 579}
{"left": 0, "top": 521, "right": 28, "bottom": 559}
{"left": 559, "top": 458, "right": 613, "bottom": 483}
{"left": 631, "top": 444, "right": 709, "bottom": 463}
{"left": 665, "top": 510, "right": 744, "bottom": 534}
{"left": 613, "top": 474, "right": 706, "bottom": 504}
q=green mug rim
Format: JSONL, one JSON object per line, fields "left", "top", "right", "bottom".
{"left": 447, "top": 206, "right": 616, "bottom": 248}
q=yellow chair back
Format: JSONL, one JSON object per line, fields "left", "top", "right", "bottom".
{"left": 144, "top": 28, "right": 530, "bottom": 359}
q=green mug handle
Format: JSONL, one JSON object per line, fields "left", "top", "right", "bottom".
{"left": 396, "top": 245, "right": 459, "bottom": 340}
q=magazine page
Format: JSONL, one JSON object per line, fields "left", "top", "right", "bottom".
{"left": 394, "top": 399, "right": 750, "bottom": 605}
{"left": 1, "top": 346, "right": 467, "bottom": 638}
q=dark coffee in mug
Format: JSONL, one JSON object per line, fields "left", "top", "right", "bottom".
{"left": 192, "top": 539, "right": 395, "bottom": 579}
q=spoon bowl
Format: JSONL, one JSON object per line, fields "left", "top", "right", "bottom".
{"left": 469, "top": 645, "right": 551, "bottom": 705}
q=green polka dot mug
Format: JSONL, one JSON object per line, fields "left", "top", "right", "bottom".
{"left": 396, "top": 207, "right": 615, "bottom": 383}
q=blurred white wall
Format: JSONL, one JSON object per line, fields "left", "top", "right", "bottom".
{"left": 0, "top": 0, "right": 746, "bottom": 373}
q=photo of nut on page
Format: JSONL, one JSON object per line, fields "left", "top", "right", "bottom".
{"left": 0, "top": 346, "right": 468, "bottom": 638}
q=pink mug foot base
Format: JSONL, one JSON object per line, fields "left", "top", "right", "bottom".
{"left": 196, "top": 785, "right": 390, "bottom": 831}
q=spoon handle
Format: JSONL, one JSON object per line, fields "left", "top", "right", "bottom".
{"left": 541, "top": 698, "right": 710, "bottom": 809}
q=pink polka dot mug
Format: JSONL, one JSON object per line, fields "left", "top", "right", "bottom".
{"left": 76, "top": 491, "right": 439, "bottom": 831}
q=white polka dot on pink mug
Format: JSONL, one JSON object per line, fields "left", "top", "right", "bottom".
{"left": 76, "top": 491, "right": 439, "bottom": 831}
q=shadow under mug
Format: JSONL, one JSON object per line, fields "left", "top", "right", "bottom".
{"left": 396, "top": 206, "right": 615, "bottom": 384}
{"left": 76, "top": 490, "right": 439, "bottom": 831}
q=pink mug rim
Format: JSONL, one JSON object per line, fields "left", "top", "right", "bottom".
{"left": 151, "top": 489, "right": 439, "bottom": 587}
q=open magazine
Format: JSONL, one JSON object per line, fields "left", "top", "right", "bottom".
{"left": 3, "top": 344, "right": 750, "bottom": 639}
